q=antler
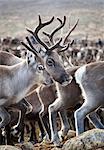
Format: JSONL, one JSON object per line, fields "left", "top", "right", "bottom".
{"left": 26, "top": 15, "right": 64, "bottom": 53}
{"left": 62, "top": 19, "right": 79, "bottom": 45}
{"left": 21, "top": 37, "right": 39, "bottom": 57}
{"left": 43, "top": 16, "right": 66, "bottom": 44}
{"left": 59, "top": 43, "right": 70, "bottom": 53}
{"left": 42, "top": 16, "right": 70, "bottom": 51}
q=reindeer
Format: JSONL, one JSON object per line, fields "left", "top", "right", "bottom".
{"left": 0, "top": 51, "right": 43, "bottom": 144}
{"left": 0, "top": 50, "right": 36, "bottom": 142}
{"left": 35, "top": 16, "right": 83, "bottom": 147}
{"left": 25, "top": 16, "right": 89, "bottom": 148}
{"left": 0, "top": 39, "right": 53, "bottom": 130}
{"left": 74, "top": 61, "right": 104, "bottom": 136}
{"left": 25, "top": 17, "right": 104, "bottom": 146}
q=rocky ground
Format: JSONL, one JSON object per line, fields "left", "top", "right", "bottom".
{"left": 0, "top": 129, "right": 104, "bottom": 150}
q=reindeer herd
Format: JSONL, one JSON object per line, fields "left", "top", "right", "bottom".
{"left": 0, "top": 15, "right": 104, "bottom": 147}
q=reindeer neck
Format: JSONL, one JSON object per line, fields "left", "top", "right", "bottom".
{"left": 10, "top": 60, "right": 38, "bottom": 93}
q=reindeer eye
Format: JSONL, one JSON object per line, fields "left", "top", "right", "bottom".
{"left": 38, "top": 64, "right": 45, "bottom": 71}
{"left": 47, "top": 58, "right": 55, "bottom": 66}
{"left": 25, "top": 51, "right": 27, "bottom": 56}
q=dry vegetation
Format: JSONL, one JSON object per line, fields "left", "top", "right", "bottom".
{"left": 0, "top": 0, "right": 104, "bottom": 39}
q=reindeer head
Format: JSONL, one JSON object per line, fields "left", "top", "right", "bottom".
{"left": 24, "top": 16, "right": 75, "bottom": 86}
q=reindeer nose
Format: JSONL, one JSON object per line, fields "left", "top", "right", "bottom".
{"left": 28, "top": 60, "right": 30, "bottom": 64}
{"left": 50, "top": 78, "right": 54, "bottom": 84}
{"left": 48, "top": 77, "right": 53, "bottom": 85}
{"left": 59, "top": 74, "right": 72, "bottom": 85}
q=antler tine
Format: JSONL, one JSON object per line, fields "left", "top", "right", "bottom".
{"left": 43, "top": 16, "right": 66, "bottom": 44}
{"left": 26, "top": 27, "right": 49, "bottom": 51}
{"left": 21, "top": 41, "right": 33, "bottom": 52}
{"left": 21, "top": 37, "right": 38, "bottom": 57}
{"left": 50, "top": 16, "right": 66, "bottom": 43}
{"left": 26, "top": 36, "right": 45, "bottom": 58}
{"left": 63, "top": 19, "right": 79, "bottom": 45}
{"left": 70, "top": 39, "right": 74, "bottom": 46}
{"left": 32, "top": 15, "right": 54, "bottom": 51}
{"left": 26, "top": 37, "right": 36, "bottom": 50}
{"left": 38, "top": 15, "right": 42, "bottom": 26}
{"left": 49, "top": 38, "right": 62, "bottom": 51}
{"left": 57, "top": 18, "right": 63, "bottom": 24}
{"left": 59, "top": 43, "right": 70, "bottom": 53}
{"left": 38, "top": 15, "right": 54, "bottom": 28}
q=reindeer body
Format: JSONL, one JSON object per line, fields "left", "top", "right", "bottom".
{"left": 48, "top": 66, "right": 83, "bottom": 146}
{"left": 0, "top": 51, "right": 22, "bottom": 65}
{"left": 0, "top": 61, "right": 38, "bottom": 106}
{"left": 74, "top": 61, "right": 104, "bottom": 135}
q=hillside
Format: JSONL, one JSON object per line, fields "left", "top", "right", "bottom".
{"left": 0, "top": 0, "right": 104, "bottom": 39}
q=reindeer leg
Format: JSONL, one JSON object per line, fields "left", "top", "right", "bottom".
{"left": 97, "top": 109, "right": 104, "bottom": 125}
{"left": 29, "top": 121, "right": 38, "bottom": 144}
{"left": 74, "top": 102, "right": 98, "bottom": 136}
{"left": 37, "top": 114, "right": 46, "bottom": 142}
{"left": 0, "top": 107, "right": 11, "bottom": 128}
{"left": 41, "top": 114, "right": 51, "bottom": 140}
{"left": 48, "top": 98, "right": 63, "bottom": 147}
{"left": 21, "top": 98, "right": 33, "bottom": 114}
{"left": 10, "top": 98, "right": 32, "bottom": 140}
{"left": 58, "top": 110, "right": 70, "bottom": 141}
{"left": 0, "top": 129, "right": 2, "bottom": 144}
{"left": 87, "top": 111, "right": 104, "bottom": 129}
{"left": 39, "top": 111, "right": 50, "bottom": 141}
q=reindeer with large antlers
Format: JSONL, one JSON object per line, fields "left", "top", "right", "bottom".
{"left": 43, "top": 16, "right": 104, "bottom": 147}
{"left": 26, "top": 16, "right": 84, "bottom": 147}
{"left": 0, "top": 16, "right": 72, "bottom": 143}
{"left": 42, "top": 17, "right": 82, "bottom": 147}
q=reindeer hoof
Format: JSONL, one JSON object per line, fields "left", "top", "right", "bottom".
{"left": 54, "top": 141, "right": 63, "bottom": 148}
{"left": 51, "top": 138, "right": 63, "bottom": 148}
{"left": 58, "top": 130, "right": 64, "bottom": 142}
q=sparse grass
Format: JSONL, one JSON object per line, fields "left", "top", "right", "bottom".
{"left": 0, "top": 1, "right": 104, "bottom": 39}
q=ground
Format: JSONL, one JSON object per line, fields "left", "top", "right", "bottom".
{"left": 0, "top": 0, "right": 104, "bottom": 39}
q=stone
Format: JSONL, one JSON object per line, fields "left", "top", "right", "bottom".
{"left": 0, "top": 145, "right": 21, "bottom": 150}
{"left": 21, "top": 142, "right": 34, "bottom": 150}
{"left": 62, "top": 129, "right": 104, "bottom": 150}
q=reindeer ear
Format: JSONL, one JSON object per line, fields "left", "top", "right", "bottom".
{"left": 26, "top": 51, "right": 36, "bottom": 67}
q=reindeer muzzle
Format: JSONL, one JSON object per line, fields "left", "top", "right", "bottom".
{"left": 58, "top": 74, "right": 73, "bottom": 86}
